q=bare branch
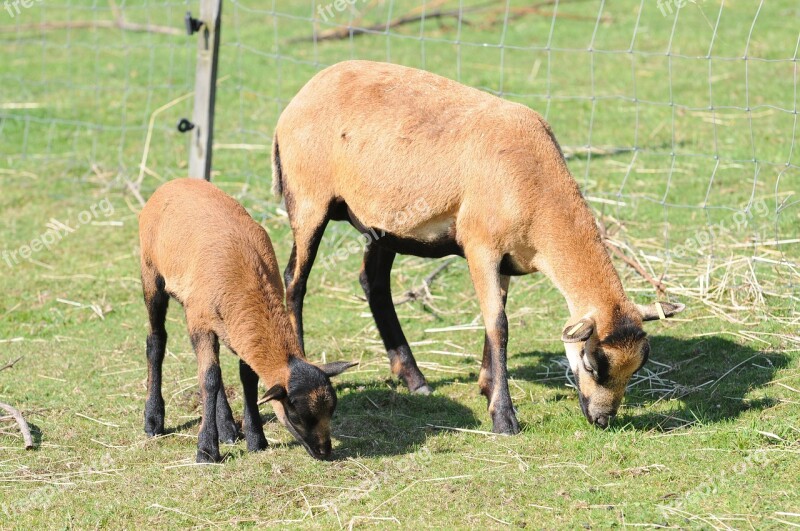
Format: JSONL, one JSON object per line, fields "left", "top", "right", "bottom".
{"left": 294, "top": 1, "right": 496, "bottom": 43}
{"left": 394, "top": 257, "right": 458, "bottom": 306}
{"left": 0, "top": 355, "right": 24, "bottom": 373}
{"left": 0, "top": 402, "right": 34, "bottom": 450}
{"left": 597, "top": 219, "right": 667, "bottom": 297}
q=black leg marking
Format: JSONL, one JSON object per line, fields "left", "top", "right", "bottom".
{"left": 284, "top": 218, "right": 329, "bottom": 354}
{"left": 467, "top": 255, "right": 518, "bottom": 435}
{"left": 143, "top": 274, "right": 169, "bottom": 437}
{"left": 360, "top": 245, "right": 431, "bottom": 394}
{"left": 486, "top": 311, "right": 519, "bottom": 435}
{"left": 192, "top": 332, "right": 223, "bottom": 463}
{"left": 240, "top": 360, "right": 268, "bottom": 452}
{"left": 216, "top": 384, "right": 240, "bottom": 444}
{"left": 478, "top": 275, "right": 509, "bottom": 403}
{"left": 479, "top": 332, "right": 493, "bottom": 400}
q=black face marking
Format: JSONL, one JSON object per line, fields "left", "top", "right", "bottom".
{"left": 574, "top": 369, "right": 590, "bottom": 418}
{"left": 284, "top": 358, "right": 337, "bottom": 458}
{"left": 600, "top": 321, "right": 647, "bottom": 348}
{"left": 598, "top": 313, "right": 649, "bottom": 381}
{"left": 635, "top": 340, "right": 651, "bottom": 373}
{"left": 585, "top": 346, "right": 611, "bottom": 385}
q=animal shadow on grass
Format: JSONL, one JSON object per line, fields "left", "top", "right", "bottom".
{"left": 332, "top": 382, "right": 479, "bottom": 458}
{"left": 164, "top": 417, "right": 201, "bottom": 435}
{"left": 160, "top": 383, "right": 477, "bottom": 460}
{"left": 506, "top": 335, "right": 787, "bottom": 431}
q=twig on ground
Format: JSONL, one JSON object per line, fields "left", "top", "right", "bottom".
{"left": 296, "top": 0, "right": 586, "bottom": 43}
{"left": 426, "top": 424, "right": 500, "bottom": 436}
{"left": 75, "top": 412, "right": 120, "bottom": 428}
{"left": 0, "top": 402, "right": 34, "bottom": 449}
{"left": 393, "top": 257, "right": 457, "bottom": 306}
{"left": 0, "top": 355, "right": 24, "bottom": 373}
{"left": 295, "top": 0, "right": 482, "bottom": 42}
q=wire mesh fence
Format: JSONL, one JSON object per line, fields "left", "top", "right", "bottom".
{"left": 1, "top": 0, "right": 798, "bottom": 319}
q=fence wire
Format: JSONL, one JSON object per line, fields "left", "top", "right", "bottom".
{"left": 0, "top": 0, "right": 798, "bottom": 317}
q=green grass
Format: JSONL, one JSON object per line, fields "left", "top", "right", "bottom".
{"left": 1, "top": 1, "right": 799, "bottom": 528}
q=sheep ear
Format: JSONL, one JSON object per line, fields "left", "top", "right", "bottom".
{"left": 318, "top": 361, "right": 358, "bottom": 377}
{"left": 637, "top": 301, "right": 686, "bottom": 322}
{"left": 562, "top": 318, "right": 595, "bottom": 343}
{"left": 262, "top": 384, "right": 287, "bottom": 402}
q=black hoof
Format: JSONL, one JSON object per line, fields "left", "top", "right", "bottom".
{"left": 217, "top": 421, "right": 241, "bottom": 444}
{"left": 144, "top": 417, "right": 165, "bottom": 438}
{"left": 491, "top": 409, "right": 521, "bottom": 435}
{"left": 196, "top": 449, "right": 223, "bottom": 463}
{"left": 144, "top": 399, "right": 165, "bottom": 437}
{"left": 246, "top": 434, "right": 268, "bottom": 452}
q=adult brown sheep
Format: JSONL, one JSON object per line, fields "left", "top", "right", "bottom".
{"left": 272, "top": 60, "right": 684, "bottom": 434}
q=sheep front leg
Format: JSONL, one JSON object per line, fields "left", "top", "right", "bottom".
{"left": 192, "top": 330, "right": 224, "bottom": 463}
{"left": 466, "top": 249, "right": 520, "bottom": 435}
{"left": 478, "top": 274, "right": 510, "bottom": 401}
{"left": 239, "top": 359, "right": 268, "bottom": 452}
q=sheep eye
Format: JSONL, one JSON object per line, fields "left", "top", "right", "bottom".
{"left": 582, "top": 355, "right": 596, "bottom": 375}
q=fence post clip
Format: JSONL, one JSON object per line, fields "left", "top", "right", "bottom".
{"left": 184, "top": 11, "right": 204, "bottom": 36}
{"left": 177, "top": 118, "right": 196, "bottom": 133}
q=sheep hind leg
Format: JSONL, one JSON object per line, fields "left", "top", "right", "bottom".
{"left": 360, "top": 244, "right": 431, "bottom": 395}
{"left": 142, "top": 266, "right": 169, "bottom": 437}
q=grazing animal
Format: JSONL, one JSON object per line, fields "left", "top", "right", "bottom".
{"left": 272, "top": 60, "right": 685, "bottom": 434}
{"left": 139, "top": 178, "right": 355, "bottom": 462}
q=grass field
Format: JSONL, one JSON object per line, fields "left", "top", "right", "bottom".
{"left": 1, "top": 1, "right": 799, "bottom": 528}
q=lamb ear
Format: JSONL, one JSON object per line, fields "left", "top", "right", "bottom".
{"left": 637, "top": 301, "right": 686, "bottom": 322}
{"left": 262, "top": 384, "right": 287, "bottom": 402}
{"left": 562, "top": 318, "right": 595, "bottom": 343}
{"left": 318, "top": 361, "right": 358, "bottom": 377}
